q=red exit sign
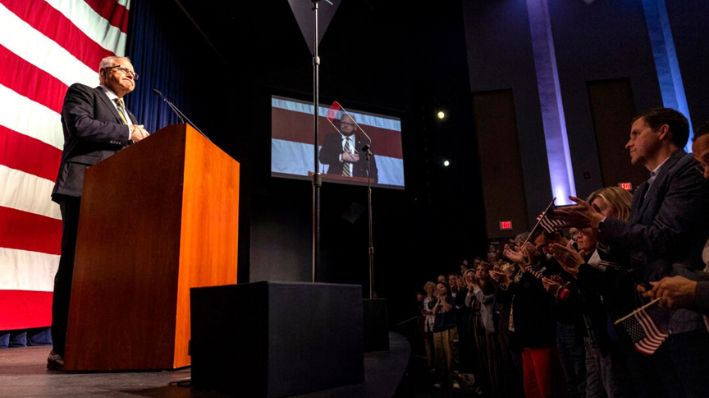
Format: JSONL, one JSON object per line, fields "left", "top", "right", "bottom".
{"left": 618, "top": 182, "right": 633, "bottom": 191}
{"left": 499, "top": 220, "right": 513, "bottom": 230}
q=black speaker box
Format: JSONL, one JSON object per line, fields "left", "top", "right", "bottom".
{"left": 190, "top": 282, "right": 364, "bottom": 397}
{"left": 363, "top": 298, "right": 389, "bottom": 352}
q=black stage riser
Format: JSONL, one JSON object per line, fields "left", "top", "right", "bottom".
{"left": 363, "top": 298, "right": 390, "bottom": 352}
{"left": 191, "top": 282, "right": 364, "bottom": 398}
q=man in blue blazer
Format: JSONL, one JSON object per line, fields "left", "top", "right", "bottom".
{"left": 645, "top": 125, "right": 709, "bottom": 312}
{"left": 558, "top": 109, "right": 707, "bottom": 285}
{"left": 48, "top": 56, "right": 149, "bottom": 370}
{"left": 557, "top": 108, "right": 709, "bottom": 397}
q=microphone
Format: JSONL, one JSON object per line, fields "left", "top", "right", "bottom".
{"left": 152, "top": 89, "right": 208, "bottom": 138}
{"left": 361, "top": 144, "right": 373, "bottom": 158}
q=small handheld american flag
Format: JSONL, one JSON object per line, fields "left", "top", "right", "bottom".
{"left": 614, "top": 298, "right": 669, "bottom": 355}
{"left": 536, "top": 201, "right": 572, "bottom": 233}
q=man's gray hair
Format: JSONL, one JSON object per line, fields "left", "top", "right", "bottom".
{"left": 98, "top": 56, "right": 131, "bottom": 72}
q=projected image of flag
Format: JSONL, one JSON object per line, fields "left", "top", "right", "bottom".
{"left": 270, "top": 95, "right": 405, "bottom": 189}
{"left": 0, "top": 0, "right": 130, "bottom": 330}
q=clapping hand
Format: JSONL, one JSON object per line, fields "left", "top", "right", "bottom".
{"left": 489, "top": 269, "right": 509, "bottom": 285}
{"left": 553, "top": 196, "right": 605, "bottom": 229}
{"left": 503, "top": 244, "right": 530, "bottom": 269}
{"left": 549, "top": 242, "right": 583, "bottom": 278}
{"left": 541, "top": 276, "right": 561, "bottom": 293}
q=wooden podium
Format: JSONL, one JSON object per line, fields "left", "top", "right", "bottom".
{"left": 64, "top": 124, "right": 239, "bottom": 371}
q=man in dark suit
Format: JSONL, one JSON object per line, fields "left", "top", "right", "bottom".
{"left": 319, "top": 113, "right": 378, "bottom": 182}
{"left": 48, "top": 56, "right": 149, "bottom": 370}
{"left": 644, "top": 123, "right": 709, "bottom": 312}
{"left": 557, "top": 109, "right": 707, "bottom": 284}
{"left": 557, "top": 108, "right": 709, "bottom": 397}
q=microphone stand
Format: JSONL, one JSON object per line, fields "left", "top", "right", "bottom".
{"left": 310, "top": 0, "right": 322, "bottom": 283}
{"left": 363, "top": 144, "right": 375, "bottom": 299}
{"left": 152, "top": 89, "right": 209, "bottom": 139}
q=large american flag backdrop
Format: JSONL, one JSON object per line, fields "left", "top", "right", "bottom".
{"left": 0, "top": 0, "right": 130, "bottom": 330}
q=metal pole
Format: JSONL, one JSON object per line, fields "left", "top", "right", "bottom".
{"left": 311, "top": 0, "right": 321, "bottom": 283}
{"left": 366, "top": 150, "right": 374, "bottom": 298}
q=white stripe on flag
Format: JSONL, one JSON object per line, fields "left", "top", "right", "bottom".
{"left": 0, "top": 248, "right": 59, "bottom": 291}
{"left": 271, "top": 139, "right": 405, "bottom": 187}
{"left": 377, "top": 155, "right": 405, "bottom": 187}
{"left": 271, "top": 138, "right": 315, "bottom": 175}
{"left": 0, "top": 165, "right": 61, "bottom": 220}
{"left": 0, "top": 84, "right": 64, "bottom": 150}
{"left": 116, "top": 0, "right": 131, "bottom": 11}
{"left": 46, "top": 0, "right": 128, "bottom": 55}
{"left": 0, "top": 3, "right": 98, "bottom": 86}
{"left": 272, "top": 96, "right": 402, "bottom": 132}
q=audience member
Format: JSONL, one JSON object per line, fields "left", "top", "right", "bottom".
{"left": 556, "top": 108, "right": 709, "bottom": 397}
{"left": 421, "top": 281, "right": 436, "bottom": 370}
{"left": 431, "top": 282, "right": 459, "bottom": 389}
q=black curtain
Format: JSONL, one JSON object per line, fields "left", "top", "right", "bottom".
{"left": 126, "top": 0, "right": 192, "bottom": 132}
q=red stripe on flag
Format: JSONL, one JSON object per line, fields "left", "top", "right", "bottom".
{"left": 272, "top": 108, "right": 404, "bottom": 158}
{"left": 0, "top": 290, "right": 53, "bottom": 330}
{"left": 327, "top": 101, "right": 342, "bottom": 122}
{"left": 2, "top": 0, "right": 114, "bottom": 70}
{"left": 0, "top": 207, "right": 62, "bottom": 255}
{"left": 0, "top": 44, "right": 68, "bottom": 114}
{"left": 0, "top": 125, "right": 62, "bottom": 181}
{"left": 84, "top": 0, "right": 130, "bottom": 33}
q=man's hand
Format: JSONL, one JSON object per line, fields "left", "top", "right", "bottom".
{"left": 549, "top": 243, "right": 584, "bottom": 278}
{"left": 342, "top": 152, "right": 360, "bottom": 163}
{"left": 554, "top": 196, "right": 605, "bottom": 229}
{"left": 489, "top": 270, "right": 509, "bottom": 285}
{"left": 643, "top": 276, "right": 697, "bottom": 310}
{"left": 130, "top": 125, "right": 149, "bottom": 143}
{"left": 503, "top": 244, "right": 530, "bottom": 269}
{"left": 541, "top": 277, "right": 562, "bottom": 295}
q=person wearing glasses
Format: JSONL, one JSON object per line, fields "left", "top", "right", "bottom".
{"left": 47, "top": 56, "right": 149, "bottom": 370}
{"left": 318, "top": 113, "right": 378, "bottom": 182}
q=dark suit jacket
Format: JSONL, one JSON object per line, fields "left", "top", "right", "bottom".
{"left": 51, "top": 84, "right": 137, "bottom": 201}
{"left": 599, "top": 150, "right": 709, "bottom": 282}
{"left": 318, "top": 132, "right": 378, "bottom": 182}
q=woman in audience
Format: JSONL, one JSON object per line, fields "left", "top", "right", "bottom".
{"left": 431, "top": 282, "right": 459, "bottom": 389}
{"left": 421, "top": 281, "right": 437, "bottom": 370}
{"left": 551, "top": 186, "right": 644, "bottom": 397}
{"left": 470, "top": 261, "right": 523, "bottom": 396}
{"left": 503, "top": 235, "right": 569, "bottom": 398}
{"left": 456, "top": 269, "right": 476, "bottom": 381}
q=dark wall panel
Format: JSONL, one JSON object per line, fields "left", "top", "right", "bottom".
{"left": 473, "top": 90, "right": 528, "bottom": 239}
{"left": 462, "top": 0, "right": 551, "bottom": 227}
{"left": 463, "top": 0, "right": 669, "bottom": 216}
{"left": 548, "top": 0, "right": 662, "bottom": 198}
{"left": 587, "top": 79, "right": 647, "bottom": 190}
{"left": 666, "top": 0, "right": 709, "bottom": 129}
{"left": 249, "top": 181, "right": 311, "bottom": 283}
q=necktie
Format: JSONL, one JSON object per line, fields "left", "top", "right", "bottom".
{"left": 343, "top": 137, "right": 352, "bottom": 176}
{"left": 114, "top": 98, "right": 129, "bottom": 125}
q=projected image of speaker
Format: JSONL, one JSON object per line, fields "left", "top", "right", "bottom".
{"left": 270, "top": 95, "right": 405, "bottom": 190}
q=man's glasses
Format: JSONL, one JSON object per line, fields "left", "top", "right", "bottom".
{"left": 105, "top": 65, "right": 139, "bottom": 80}
{"left": 339, "top": 121, "right": 355, "bottom": 126}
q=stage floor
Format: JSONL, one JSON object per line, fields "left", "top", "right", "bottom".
{"left": 0, "top": 333, "right": 409, "bottom": 398}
